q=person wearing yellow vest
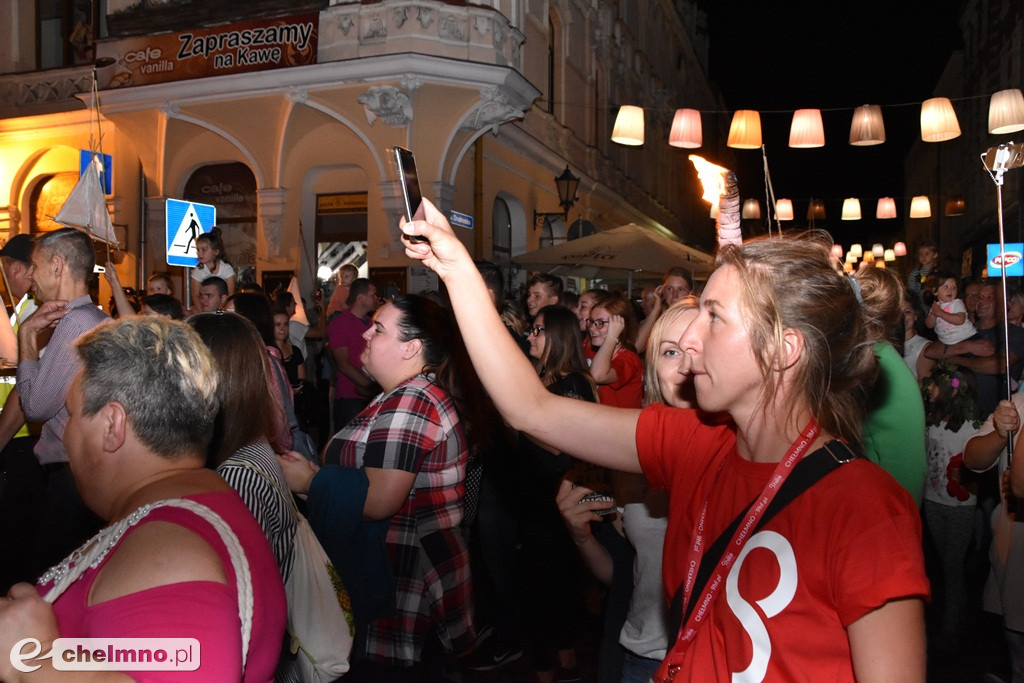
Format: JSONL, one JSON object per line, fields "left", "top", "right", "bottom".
{"left": 0, "top": 233, "right": 41, "bottom": 591}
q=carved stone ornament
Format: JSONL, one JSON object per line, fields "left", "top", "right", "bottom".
{"left": 417, "top": 8, "right": 435, "bottom": 29}
{"left": 465, "top": 86, "right": 524, "bottom": 135}
{"left": 338, "top": 14, "right": 354, "bottom": 35}
{"left": 364, "top": 15, "right": 387, "bottom": 40}
{"left": 439, "top": 14, "right": 466, "bottom": 41}
{"left": 358, "top": 86, "right": 413, "bottom": 127}
{"left": 394, "top": 8, "right": 408, "bottom": 28}
{"left": 262, "top": 214, "right": 283, "bottom": 257}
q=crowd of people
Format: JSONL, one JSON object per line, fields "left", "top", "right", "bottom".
{"left": 0, "top": 218, "right": 1024, "bottom": 682}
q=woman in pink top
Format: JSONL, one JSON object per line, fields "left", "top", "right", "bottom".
{"left": 0, "top": 318, "right": 285, "bottom": 682}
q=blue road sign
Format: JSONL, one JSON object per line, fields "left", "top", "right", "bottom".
{"left": 449, "top": 210, "right": 474, "bottom": 229}
{"left": 166, "top": 199, "right": 216, "bottom": 267}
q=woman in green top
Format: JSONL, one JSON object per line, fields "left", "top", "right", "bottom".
{"left": 855, "top": 266, "right": 928, "bottom": 505}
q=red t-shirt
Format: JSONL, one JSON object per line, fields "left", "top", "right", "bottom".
{"left": 636, "top": 404, "right": 929, "bottom": 681}
{"left": 584, "top": 343, "right": 643, "bottom": 408}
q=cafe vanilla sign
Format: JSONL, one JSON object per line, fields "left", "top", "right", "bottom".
{"left": 95, "top": 13, "right": 318, "bottom": 89}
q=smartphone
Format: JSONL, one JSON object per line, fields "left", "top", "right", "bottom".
{"left": 393, "top": 146, "right": 428, "bottom": 243}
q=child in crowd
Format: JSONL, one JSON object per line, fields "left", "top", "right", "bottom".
{"left": 147, "top": 271, "right": 174, "bottom": 296}
{"left": 922, "top": 361, "right": 983, "bottom": 637}
{"left": 927, "top": 271, "right": 976, "bottom": 345}
{"left": 190, "top": 227, "right": 234, "bottom": 309}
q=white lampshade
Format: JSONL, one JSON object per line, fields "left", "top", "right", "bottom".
{"left": 611, "top": 105, "right": 644, "bottom": 146}
{"left": 921, "top": 97, "right": 961, "bottom": 142}
{"left": 775, "top": 198, "right": 794, "bottom": 221}
{"left": 851, "top": 243, "right": 863, "bottom": 258}
{"left": 989, "top": 89, "right": 1024, "bottom": 135}
{"left": 894, "top": 241, "right": 907, "bottom": 257}
{"left": 741, "top": 198, "right": 762, "bottom": 219}
{"left": 876, "top": 197, "right": 897, "bottom": 219}
{"left": 727, "top": 110, "right": 762, "bottom": 149}
{"left": 789, "top": 109, "right": 825, "bottom": 148}
{"left": 872, "top": 243, "right": 885, "bottom": 258}
{"left": 849, "top": 104, "right": 885, "bottom": 146}
{"left": 909, "top": 195, "right": 932, "bottom": 218}
{"left": 884, "top": 249, "right": 896, "bottom": 262}
{"left": 841, "top": 198, "right": 862, "bottom": 220}
{"left": 668, "top": 108, "right": 702, "bottom": 148}
{"left": 846, "top": 251, "right": 856, "bottom": 263}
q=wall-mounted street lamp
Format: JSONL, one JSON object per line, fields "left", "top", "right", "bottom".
{"left": 533, "top": 165, "right": 580, "bottom": 231}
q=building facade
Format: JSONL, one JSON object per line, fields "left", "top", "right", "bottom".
{"left": 0, "top": 0, "right": 719, "bottom": 301}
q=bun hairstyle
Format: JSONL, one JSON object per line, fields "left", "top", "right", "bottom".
{"left": 196, "top": 227, "right": 228, "bottom": 264}
{"left": 853, "top": 266, "right": 906, "bottom": 350}
{"left": 717, "top": 232, "right": 877, "bottom": 449}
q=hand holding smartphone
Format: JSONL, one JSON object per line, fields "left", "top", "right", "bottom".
{"left": 393, "top": 146, "right": 428, "bottom": 244}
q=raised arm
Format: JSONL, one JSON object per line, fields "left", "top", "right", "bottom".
{"left": 402, "top": 199, "right": 641, "bottom": 473}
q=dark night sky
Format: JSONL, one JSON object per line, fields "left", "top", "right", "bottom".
{"left": 697, "top": 0, "right": 966, "bottom": 247}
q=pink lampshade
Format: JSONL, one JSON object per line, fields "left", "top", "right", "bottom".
{"left": 876, "top": 197, "right": 897, "bottom": 219}
{"left": 727, "top": 110, "right": 762, "bottom": 149}
{"left": 789, "top": 109, "right": 825, "bottom": 148}
{"left": 894, "top": 242, "right": 907, "bottom": 257}
{"left": 921, "top": 97, "right": 961, "bottom": 142}
{"left": 668, "top": 108, "right": 702, "bottom": 148}
{"left": 831, "top": 244, "right": 844, "bottom": 260}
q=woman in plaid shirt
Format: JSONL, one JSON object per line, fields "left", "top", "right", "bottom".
{"left": 280, "top": 294, "right": 473, "bottom": 675}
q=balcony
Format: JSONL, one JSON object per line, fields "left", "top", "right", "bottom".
{"left": 0, "top": 65, "right": 93, "bottom": 119}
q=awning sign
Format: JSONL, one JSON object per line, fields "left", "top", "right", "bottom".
{"left": 987, "top": 242, "right": 1024, "bottom": 277}
{"left": 166, "top": 199, "right": 216, "bottom": 267}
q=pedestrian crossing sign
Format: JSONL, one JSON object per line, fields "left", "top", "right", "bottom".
{"left": 166, "top": 198, "right": 216, "bottom": 267}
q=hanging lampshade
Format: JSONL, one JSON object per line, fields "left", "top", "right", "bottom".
{"left": 727, "top": 110, "right": 762, "bottom": 149}
{"left": 831, "top": 244, "right": 844, "bottom": 260}
{"left": 611, "top": 105, "right": 644, "bottom": 146}
{"left": 741, "top": 198, "right": 762, "bottom": 219}
{"left": 945, "top": 198, "right": 965, "bottom": 216}
{"left": 843, "top": 262, "right": 854, "bottom": 273}
{"left": 909, "top": 195, "right": 932, "bottom": 218}
{"left": 876, "top": 261, "right": 887, "bottom": 270}
{"left": 668, "top": 108, "right": 702, "bottom": 148}
{"left": 876, "top": 197, "right": 897, "bottom": 219}
{"left": 863, "top": 251, "right": 876, "bottom": 264}
{"left": 789, "top": 109, "right": 825, "bottom": 148}
{"left": 920, "top": 97, "right": 961, "bottom": 142}
{"left": 849, "top": 104, "right": 886, "bottom": 146}
{"left": 775, "top": 198, "right": 794, "bottom": 220}
{"left": 841, "top": 198, "right": 862, "bottom": 220}
{"left": 884, "top": 249, "right": 896, "bottom": 262}
{"left": 846, "top": 251, "right": 856, "bottom": 263}
{"left": 851, "top": 243, "right": 863, "bottom": 258}
{"left": 807, "top": 200, "right": 826, "bottom": 220}
{"left": 894, "top": 241, "right": 907, "bottom": 257}
{"left": 989, "top": 89, "right": 1024, "bottom": 135}
{"left": 872, "top": 243, "right": 885, "bottom": 258}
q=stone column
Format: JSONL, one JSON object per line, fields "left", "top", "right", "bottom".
{"left": 258, "top": 188, "right": 287, "bottom": 259}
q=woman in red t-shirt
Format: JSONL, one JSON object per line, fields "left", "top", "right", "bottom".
{"left": 585, "top": 294, "right": 643, "bottom": 409}
{"left": 401, "top": 199, "right": 928, "bottom": 683}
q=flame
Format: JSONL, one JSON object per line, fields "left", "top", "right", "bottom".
{"left": 688, "top": 155, "right": 729, "bottom": 210}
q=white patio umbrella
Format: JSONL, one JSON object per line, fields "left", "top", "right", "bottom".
{"left": 514, "top": 223, "right": 714, "bottom": 294}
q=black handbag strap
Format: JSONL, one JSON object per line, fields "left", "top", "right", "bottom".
{"left": 667, "top": 440, "right": 856, "bottom": 636}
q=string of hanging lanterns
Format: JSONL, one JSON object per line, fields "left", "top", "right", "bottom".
{"left": 610, "top": 89, "right": 1024, "bottom": 148}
